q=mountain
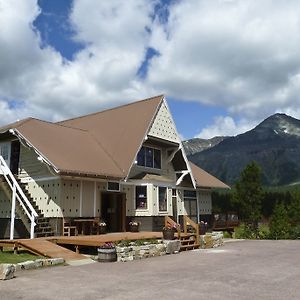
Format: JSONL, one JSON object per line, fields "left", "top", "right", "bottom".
{"left": 186, "top": 113, "right": 300, "bottom": 186}
{"left": 183, "top": 136, "right": 229, "bottom": 156}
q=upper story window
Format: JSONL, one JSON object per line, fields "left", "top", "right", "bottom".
{"left": 137, "top": 146, "right": 161, "bottom": 169}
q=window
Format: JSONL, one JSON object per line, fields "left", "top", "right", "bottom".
{"left": 107, "top": 182, "right": 120, "bottom": 192}
{"left": 159, "top": 187, "right": 168, "bottom": 212}
{"left": 136, "top": 146, "right": 161, "bottom": 169}
{"left": 136, "top": 186, "right": 147, "bottom": 209}
{"left": 183, "top": 190, "right": 197, "bottom": 222}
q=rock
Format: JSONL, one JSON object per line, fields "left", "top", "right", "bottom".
{"left": 163, "top": 240, "right": 181, "bottom": 254}
{"left": 0, "top": 264, "right": 15, "bottom": 280}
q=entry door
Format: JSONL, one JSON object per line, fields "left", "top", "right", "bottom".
{"left": 101, "top": 192, "right": 126, "bottom": 232}
{"left": 0, "top": 142, "right": 11, "bottom": 168}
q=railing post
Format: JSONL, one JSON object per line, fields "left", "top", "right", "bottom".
{"left": 10, "top": 184, "right": 16, "bottom": 240}
{"left": 30, "top": 212, "right": 35, "bottom": 239}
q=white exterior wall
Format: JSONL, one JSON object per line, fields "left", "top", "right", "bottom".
{"left": 0, "top": 189, "right": 11, "bottom": 218}
{"left": 198, "top": 190, "right": 212, "bottom": 215}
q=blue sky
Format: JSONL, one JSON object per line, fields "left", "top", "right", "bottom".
{"left": 1, "top": 0, "right": 300, "bottom": 139}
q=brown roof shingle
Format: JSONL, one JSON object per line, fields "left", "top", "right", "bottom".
{"left": 3, "top": 95, "right": 163, "bottom": 179}
{"left": 189, "top": 161, "right": 230, "bottom": 189}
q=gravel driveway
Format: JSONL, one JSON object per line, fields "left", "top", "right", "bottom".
{"left": 1, "top": 240, "right": 299, "bottom": 300}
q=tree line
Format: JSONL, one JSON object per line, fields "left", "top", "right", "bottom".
{"left": 212, "top": 161, "right": 300, "bottom": 239}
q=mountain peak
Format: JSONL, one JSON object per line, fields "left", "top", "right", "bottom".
{"left": 255, "top": 113, "right": 300, "bottom": 137}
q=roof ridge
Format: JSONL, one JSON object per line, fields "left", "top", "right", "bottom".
{"left": 57, "top": 94, "right": 164, "bottom": 124}
{"left": 29, "top": 117, "right": 89, "bottom": 133}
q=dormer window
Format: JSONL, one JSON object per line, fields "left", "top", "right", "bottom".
{"left": 137, "top": 146, "right": 161, "bottom": 169}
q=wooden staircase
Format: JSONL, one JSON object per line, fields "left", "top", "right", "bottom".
{"left": 16, "top": 179, "right": 55, "bottom": 238}
{"left": 165, "top": 216, "right": 200, "bottom": 251}
{"left": 0, "top": 175, "right": 55, "bottom": 238}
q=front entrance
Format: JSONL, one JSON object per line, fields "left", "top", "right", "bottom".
{"left": 101, "top": 192, "right": 126, "bottom": 232}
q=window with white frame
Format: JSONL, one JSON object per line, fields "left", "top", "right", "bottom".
{"left": 135, "top": 186, "right": 147, "bottom": 209}
{"left": 137, "top": 146, "right": 161, "bottom": 169}
{"left": 158, "top": 187, "right": 168, "bottom": 212}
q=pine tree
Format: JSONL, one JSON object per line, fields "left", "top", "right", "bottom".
{"left": 235, "top": 161, "right": 263, "bottom": 237}
{"left": 269, "top": 202, "right": 291, "bottom": 239}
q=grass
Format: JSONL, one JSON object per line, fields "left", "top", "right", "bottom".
{"left": 0, "top": 248, "right": 44, "bottom": 264}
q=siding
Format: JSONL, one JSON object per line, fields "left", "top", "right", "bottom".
{"left": 19, "top": 145, "right": 55, "bottom": 179}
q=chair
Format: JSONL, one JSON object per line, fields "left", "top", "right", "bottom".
{"left": 91, "top": 217, "right": 100, "bottom": 235}
{"left": 63, "top": 218, "right": 78, "bottom": 236}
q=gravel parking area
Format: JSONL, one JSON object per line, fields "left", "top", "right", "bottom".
{"left": 1, "top": 240, "right": 299, "bottom": 300}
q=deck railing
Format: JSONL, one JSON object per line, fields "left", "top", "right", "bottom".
{"left": 183, "top": 215, "right": 200, "bottom": 246}
{"left": 0, "top": 155, "right": 38, "bottom": 239}
{"left": 164, "top": 216, "right": 181, "bottom": 239}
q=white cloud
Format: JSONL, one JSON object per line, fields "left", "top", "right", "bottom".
{"left": 0, "top": 0, "right": 155, "bottom": 125}
{"left": 147, "top": 0, "right": 300, "bottom": 121}
{"left": 1, "top": 0, "right": 300, "bottom": 135}
{"left": 197, "top": 116, "right": 255, "bottom": 138}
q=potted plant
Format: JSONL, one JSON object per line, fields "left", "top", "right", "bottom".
{"left": 162, "top": 223, "right": 178, "bottom": 240}
{"left": 129, "top": 220, "right": 140, "bottom": 232}
{"left": 200, "top": 221, "right": 208, "bottom": 235}
{"left": 98, "top": 220, "right": 107, "bottom": 234}
{"left": 97, "top": 242, "right": 117, "bottom": 262}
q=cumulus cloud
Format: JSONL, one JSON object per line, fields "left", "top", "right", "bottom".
{"left": 148, "top": 0, "right": 300, "bottom": 122}
{"left": 1, "top": 0, "right": 300, "bottom": 136}
{"left": 196, "top": 116, "right": 255, "bottom": 138}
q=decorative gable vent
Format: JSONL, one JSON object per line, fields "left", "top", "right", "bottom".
{"left": 148, "top": 101, "right": 180, "bottom": 143}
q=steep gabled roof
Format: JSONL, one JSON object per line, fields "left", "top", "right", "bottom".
{"left": 59, "top": 95, "right": 163, "bottom": 175}
{"left": 189, "top": 161, "right": 230, "bottom": 189}
{"left": 11, "top": 118, "right": 124, "bottom": 178}
{"left": 1, "top": 95, "right": 164, "bottom": 179}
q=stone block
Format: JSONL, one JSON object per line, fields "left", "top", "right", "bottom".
{"left": 163, "top": 240, "right": 181, "bottom": 254}
{"left": 0, "top": 264, "right": 15, "bottom": 280}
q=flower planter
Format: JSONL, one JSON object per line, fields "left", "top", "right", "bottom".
{"left": 162, "top": 229, "right": 175, "bottom": 240}
{"left": 129, "top": 224, "right": 139, "bottom": 232}
{"left": 97, "top": 248, "right": 117, "bottom": 262}
{"left": 99, "top": 226, "right": 106, "bottom": 234}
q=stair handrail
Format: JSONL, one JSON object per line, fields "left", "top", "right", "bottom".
{"left": 183, "top": 215, "right": 200, "bottom": 246}
{"left": 0, "top": 155, "right": 38, "bottom": 238}
{"left": 164, "top": 216, "right": 181, "bottom": 239}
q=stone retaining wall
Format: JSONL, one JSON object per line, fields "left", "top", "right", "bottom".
{"left": 0, "top": 258, "right": 65, "bottom": 280}
{"left": 200, "top": 231, "right": 224, "bottom": 249}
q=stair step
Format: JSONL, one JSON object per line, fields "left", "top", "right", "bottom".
{"left": 180, "top": 243, "right": 200, "bottom": 251}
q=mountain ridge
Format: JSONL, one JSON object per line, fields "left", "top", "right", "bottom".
{"left": 185, "top": 113, "right": 300, "bottom": 186}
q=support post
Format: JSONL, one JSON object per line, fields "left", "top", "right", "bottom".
{"left": 10, "top": 184, "right": 16, "bottom": 240}
{"left": 30, "top": 212, "right": 35, "bottom": 239}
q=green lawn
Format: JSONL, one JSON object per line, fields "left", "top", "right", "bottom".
{"left": 0, "top": 249, "right": 44, "bottom": 264}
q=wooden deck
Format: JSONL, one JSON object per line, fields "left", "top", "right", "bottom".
{"left": 51, "top": 231, "right": 163, "bottom": 252}
{"left": 0, "top": 239, "right": 86, "bottom": 262}
{"left": 0, "top": 231, "right": 163, "bottom": 260}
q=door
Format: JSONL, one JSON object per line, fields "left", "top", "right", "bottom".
{"left": 0, "top": 142, "right": 11, "bottom": 174}
{"left": 10, "top": 140, "right": 20, "bottom": 175}
{"left": 101, "top": 192, "right": 126, "bottom": 232}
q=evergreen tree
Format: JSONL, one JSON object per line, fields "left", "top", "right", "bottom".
{"left": 288, "top": 190, "right": 300, "bottom": 225}
{"left": 269, "top": 202, "right": 291, "bottom": 239}
{"left": 235, "top": 161, "right": 263, "bottom": 237}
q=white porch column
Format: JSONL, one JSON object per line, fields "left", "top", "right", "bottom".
{"left": 9, "top": 184, "right": 16, "bottom": 240}
{"left": 196, "top": 191, "right": 200, "bottom": 224}
{"left": 79, "top": 180, "right": 83, "bottom": 217}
